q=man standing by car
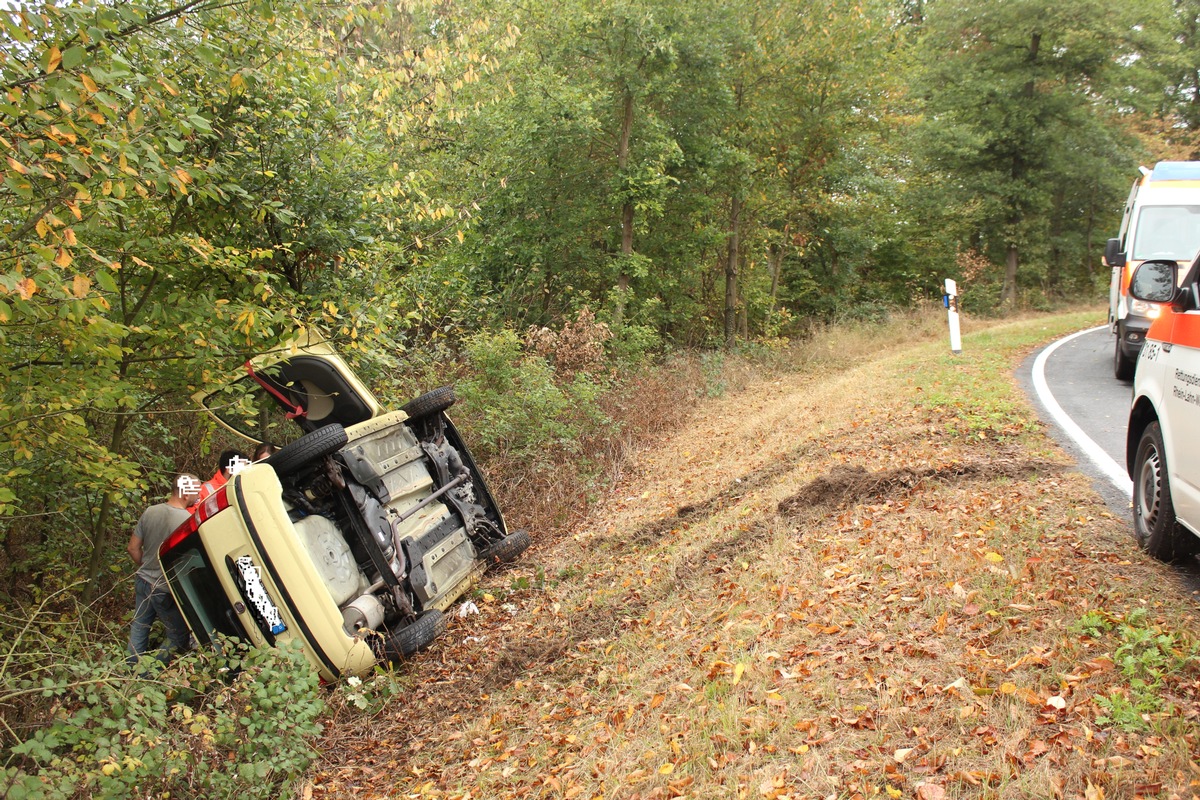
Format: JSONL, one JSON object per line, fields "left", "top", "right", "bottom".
{"left": 127, "top": 474, "right": 199, "bottom": 665}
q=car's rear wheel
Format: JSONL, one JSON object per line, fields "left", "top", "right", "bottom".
{"left": 478, "top": 529, "right": 531, "bottom": 568}
{"left": 1114, "top": 335, "right": 1136, "bottom": 381}
{"left": 402, "top": 386, "right": 456, "bottom": 420}
{"left": 387, "top": 610, "right": 447, "bottom": 658}
{"left": 264, "top": 424, "right": 347, "bottom": 477}
{"left": 1133, "top": 422, "right": 1199, "bottom": 562}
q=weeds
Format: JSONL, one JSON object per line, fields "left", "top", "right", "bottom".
{"left": 1092, "top": 609, "right": 1195, "bottom": 731}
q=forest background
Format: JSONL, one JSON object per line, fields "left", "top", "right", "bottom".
{"left": 2, "top": 0, "right": 1200, "bottom": 793}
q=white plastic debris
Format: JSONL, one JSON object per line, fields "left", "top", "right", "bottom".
{"left": 457, "top": 601, "right": 480, "bottom": 618}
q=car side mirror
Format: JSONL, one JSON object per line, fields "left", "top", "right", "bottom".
{"left": 1129, "top": 260, "right": 1177, "bottom": 304}
{"left": 1104, "top": 238, "right": 1125, "bottom": 268}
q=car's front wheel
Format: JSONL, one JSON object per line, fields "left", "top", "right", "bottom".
{"left": 264, "top": 424, "right": 347, "bottom": 477}
{"left": 1114, "top": 335, "right": 1136, "bottom": 381}
{"left": 402, "top": 386, "right": 456, "bottom": 421}
{"left": 478, "top": 529, "right": 531, "bottom": 568}
{"left": 1133, "top": 421, "right": 1199, "bottom": 562}
{"left": 387, "top": 610, "right": 447, "bottom": 658}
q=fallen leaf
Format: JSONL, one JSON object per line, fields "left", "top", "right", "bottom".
{"left": 916, "top": 782, "right": 946, "bottom": 800}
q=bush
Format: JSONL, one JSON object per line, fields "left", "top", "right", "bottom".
{"left": 2, "top": 609, "right": 324, "bottom": 800}
{"left": 457, "top": 329, "right": 611, "bottom": 469}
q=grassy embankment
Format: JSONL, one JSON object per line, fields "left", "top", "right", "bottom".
{"left": 310, "top": 308, "right": 1200, "bottom": 800}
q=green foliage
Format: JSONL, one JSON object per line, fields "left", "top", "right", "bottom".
{"left": 909, "top": 0, "right": 1162, "bottom": 305}
{"left": 1091, "top": 608, "right": 1194, "bottom": 731}
{"left": 457, "top": 329, "right": 612, "bottom": 468}
{"left": 1, "top": 606, "right": 324, "bottom": 800}
{"left": 1073, "top": 610, "right": 1116, "bottom": 638}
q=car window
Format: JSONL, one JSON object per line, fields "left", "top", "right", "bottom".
{"left": 200, "top": 369, "right": 307, "bottom": 444}
{"left": 200, "top": 356, "right": 375, "bottom": 442}
{"left": 1131, "top": 205, "right": 1200, "bottom": 261}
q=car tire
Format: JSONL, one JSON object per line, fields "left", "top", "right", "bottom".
{"left": 1133, "top": 422, "right": 1200, "bottom": 563}
{"left": 1114, "top": 336, "right": 1136, "bottom": 381}
{"left": 402, "top": 386, "right": 456, "bottom": 420}
{"left": 264, "top": 424, "right": 348, "bottom": 477}
{"left": 388, "top": 610, "right": 447, "bottom": 658}
{"left": 478, "top": 529, "right": 531, "bottom": 568}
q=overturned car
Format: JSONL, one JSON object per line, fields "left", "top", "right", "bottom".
{"left": 160, "top": 336, "right": 529, "bottom": 680}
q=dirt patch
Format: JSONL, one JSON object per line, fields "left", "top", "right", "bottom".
{"left": 478, "top": 639, "right": 569, "bottom": 693}
{"left": 777, "top": 455, "right": 1065, "bottom": 516}
{"left": 616, "top": 443, "right": 817, "bottom": 547}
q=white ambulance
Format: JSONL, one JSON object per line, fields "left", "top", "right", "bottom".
{"left": 1105, "top": 161, "right": 1200, "bottom": 380}
{"left": 1126, "top": 255, "right": 1200, "bottom": 562}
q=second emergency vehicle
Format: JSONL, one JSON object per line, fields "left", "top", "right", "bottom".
{"left": 1106, "top": 161, "right": 1200, "bottom": 380}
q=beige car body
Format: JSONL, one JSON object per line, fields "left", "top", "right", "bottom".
{"left": 161, "top": 335, "right": 524, "bottom": 681}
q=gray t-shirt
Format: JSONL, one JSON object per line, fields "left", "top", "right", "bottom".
{"left": 134, "top": 503, "right": 190, "bottom": 588}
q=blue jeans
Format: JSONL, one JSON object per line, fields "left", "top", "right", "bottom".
{"left": 128, "top": 576, "right": 191, "bottom": 664}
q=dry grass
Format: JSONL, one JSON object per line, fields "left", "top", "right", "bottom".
{"left": 306, "top": 307, "right": 1200, "bottom": 800}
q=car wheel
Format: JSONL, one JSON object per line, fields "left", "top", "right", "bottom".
{"left": 388, "top": 610, "right": 447, "bottom": 658}
{"left": 402, "top": 386, "right": 456, "bottom": 420}
{"left": 1114, "top": 336, "right": 1136, "bottom": 381}
{"left": 478, "top": 529, "right": 531, "bottom": 568}
{"left": 1133, "top": 422, "right": 1200, "bottom": 563}
{"left": 264, "top": 424, "right": 348, "bottom": 477}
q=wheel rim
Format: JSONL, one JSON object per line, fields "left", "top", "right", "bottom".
{"left": 1137, "top": 444, "right": 1163, "bottom": 533}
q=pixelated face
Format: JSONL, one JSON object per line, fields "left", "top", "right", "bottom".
{"left": 227, "top": 455, "right": 252, "bottom": 476}
{"left": 177, "top": 475, "right": 202, "bottom": 499}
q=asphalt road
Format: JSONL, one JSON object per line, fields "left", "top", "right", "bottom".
{"left": 1019, "top": 325, "right": 1133, "bottom": 517}
{"left": 1019, "top": 325, "right": 1200, "bottom": 589}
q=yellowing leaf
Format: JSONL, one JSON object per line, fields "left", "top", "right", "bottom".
{"left": 72, "top": 274, "right": 91, "bottom": 298}
{"left": 998, "top": 682, "right": 1018, "bottom": 695}
{"left": 732, "top": 663, "right": 746, "bottom": 685}
{"left": 45, "top": 46, "right": 62, "bottom": 73}
{"left": 6, "top": 156, "right": 27, "bottom": 175}
{"left": 17, "top": 278, "right": 37, "bottom": 299}
{"left": 658, "top": 763, "right": 674, "bottom": 775}
{"left": 984, "top": 552, "right": 1003, "bottom": 563}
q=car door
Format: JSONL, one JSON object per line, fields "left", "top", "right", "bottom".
{"left": 1160, "top": 268, "right": 1200, "bottom": 533}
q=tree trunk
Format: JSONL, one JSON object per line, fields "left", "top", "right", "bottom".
{"left": 614, "top": 89, "right": 635, "bottom": 328}
{"left": 768, "top": 243, "right": 783, "bottom": 311}
{"left": 1002, "top": 243, "right": 1019, "bottom": 307}
{"left": 83, "top": 410, "right": 130, "bottom": 602}
{"left": 725, "top": 194, "right": 742, "bottom": 349}
{"left": 1083, "top": 182, "right": 1097, "bottom": 278}
{"left": 999, "top": 30, "right": 1040, "bottom": 310}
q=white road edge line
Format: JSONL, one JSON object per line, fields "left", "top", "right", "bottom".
{"left": 1031, "top": 325, "right": 1134, "bottom": 499}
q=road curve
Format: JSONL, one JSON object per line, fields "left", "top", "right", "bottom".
{"left": 1019, "top": 325, "right": 1133, "bottom": 516}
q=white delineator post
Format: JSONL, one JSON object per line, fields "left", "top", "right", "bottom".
{"left": 944, "top": 278, "right": 962, "bottom": 354}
